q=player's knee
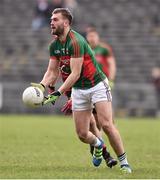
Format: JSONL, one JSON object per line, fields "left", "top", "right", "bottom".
{"left": 77, "top": 130, "right": 88, "bottom": 142}
{"left": 101, "top": 121, "right": 114, "bottom": 134}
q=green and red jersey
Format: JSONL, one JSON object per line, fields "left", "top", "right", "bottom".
{"left": 49, "top": 29, "right": 106, "bottom": 89}
{"left": 93, "top": 44, "right": 112, "bottom": 78}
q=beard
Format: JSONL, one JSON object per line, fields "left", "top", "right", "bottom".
{"left": 51, "top": 25, "right": 64, "bottom": 36}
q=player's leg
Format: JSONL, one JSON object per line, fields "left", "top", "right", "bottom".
{"left": 95, "top": 101, "right": 131, "bottom": 173}
{"left": 95, "top": 101, "right": 123, "bottom": 154}
{"left": 73, "top": 110, "right": 96, "bottom": 144}
{"left": 73, "top": 110, "right": 104, "bottom": 166}
{"left": 91, "top": 110, "right": 117, "bottom": 168}
{"left": 92, "top": 108, "right": 102, "bottom": 132}
{"left": 72, "top": 88, "right": 104, "bottom": 167}
{"left": 89, "top": 113, "right": 101, "bottom": 139}
{"left": 91, "top": 80, "right": 131, "bottom": 173}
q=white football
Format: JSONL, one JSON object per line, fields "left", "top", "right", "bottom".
{"left": 22, "top": 86, "right": 44, "bottom": 108}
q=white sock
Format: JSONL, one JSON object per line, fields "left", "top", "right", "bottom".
{"left": 92, "top": 137, "right": 101, "bottom": 147}
{"left": 118, "top": 152, "right": 129, "bottom": 166}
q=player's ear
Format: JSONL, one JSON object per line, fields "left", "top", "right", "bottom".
{"left": 64, "top": 20, "right": 69, "bottom": 27}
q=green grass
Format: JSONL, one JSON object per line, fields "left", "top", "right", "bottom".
{"left": 0, "top": 115, "right": 160, "bottom": 179}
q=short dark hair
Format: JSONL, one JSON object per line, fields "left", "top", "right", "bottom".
{"left": 53, "top": 8, "right": 73, "bottom": 25}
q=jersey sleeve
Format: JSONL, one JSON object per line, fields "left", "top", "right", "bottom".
{"left": 104, "top": 48, "right": 111, "bottom": 57}
{"left": 100, "top": 42, "right": 113, "bottom": 57}
{"left": 69, "top": 35, "right": 85, "bottom": 58}
{"left": 49, "top": 42, "right": 58, "bottom": 61}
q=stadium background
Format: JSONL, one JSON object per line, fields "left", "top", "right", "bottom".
{"left": 0, "top": 0, "right": 160, "bottom": 116}
{"left": 1, "top": 0, "right": 160, "bottom": 179}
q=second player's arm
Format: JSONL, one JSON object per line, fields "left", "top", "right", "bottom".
{"left": 58, "top": 57, "right": 83, "bottom": 94}
{"left": 108, "top": 55, "right": 116, "bottom": 81}
{"left": 40, "top": 59, "right": 59, "bottom": 87}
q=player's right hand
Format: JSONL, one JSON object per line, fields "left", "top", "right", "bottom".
{"left": 61, "top": 99, "right": 72, "bottom": 115}
{"left": 31, "top": 83, "right": 45, "bottom": 93}
{"left": 43, "top": 91, "right": 61, "bottom": 105}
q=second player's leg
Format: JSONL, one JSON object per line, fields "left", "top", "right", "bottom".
{"left": 92, "top": 110, "right": 102, "bottom": 134}
{"left": 89, "top": 114, "right": 101, "bottom": 139}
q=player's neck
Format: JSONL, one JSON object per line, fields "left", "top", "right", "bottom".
{"left": 59, "top": 27, "right": 70, "bottom": 43}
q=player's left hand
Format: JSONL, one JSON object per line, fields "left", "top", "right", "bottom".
{"left": 43, "top": 91, "right": 61, "bottom": 105}
{"left": 61, "top": 99, "right": 72, "bottom": 115}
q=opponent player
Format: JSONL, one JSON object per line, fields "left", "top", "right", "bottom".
{"left": 32, "top": 8, "right": 132, "bottom": 173}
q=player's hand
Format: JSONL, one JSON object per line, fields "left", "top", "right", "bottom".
{"left": 31, "top": 83, "right": 45, "bottom": 93}
{"left": 109, "top": 80, "right": 115, "bottom": 90}
{"left": 61, "top": 99, "right": 72, "bottom": 115}
{"left": 43, "top": 91, "right": 61, "bottom": 105}
{"left": 64, "top": 90, "right": 72, "bottom": 99}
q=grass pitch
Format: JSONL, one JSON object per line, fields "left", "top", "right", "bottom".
{"left": 0, "top": 115, "right": 160, "bottom": 179}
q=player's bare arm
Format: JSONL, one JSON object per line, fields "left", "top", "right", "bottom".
{"left": 43, "top": 57, "right": 83, "bottom": 105}
{"left": 58, "top": 57, "right": 83, "bottom": 94}
{"left": 107, "top": 56, "right": 116, "bottom": 81}
{"left": 41, "top": 59, "right": 60, "bottom": 87}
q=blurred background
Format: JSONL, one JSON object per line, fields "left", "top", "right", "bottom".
{"left": 0, "top": 0, "right": 160, "bottom": 117}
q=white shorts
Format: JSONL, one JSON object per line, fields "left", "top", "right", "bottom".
{"left": 71, "top": 79, "right": 112, "bottom": 111}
